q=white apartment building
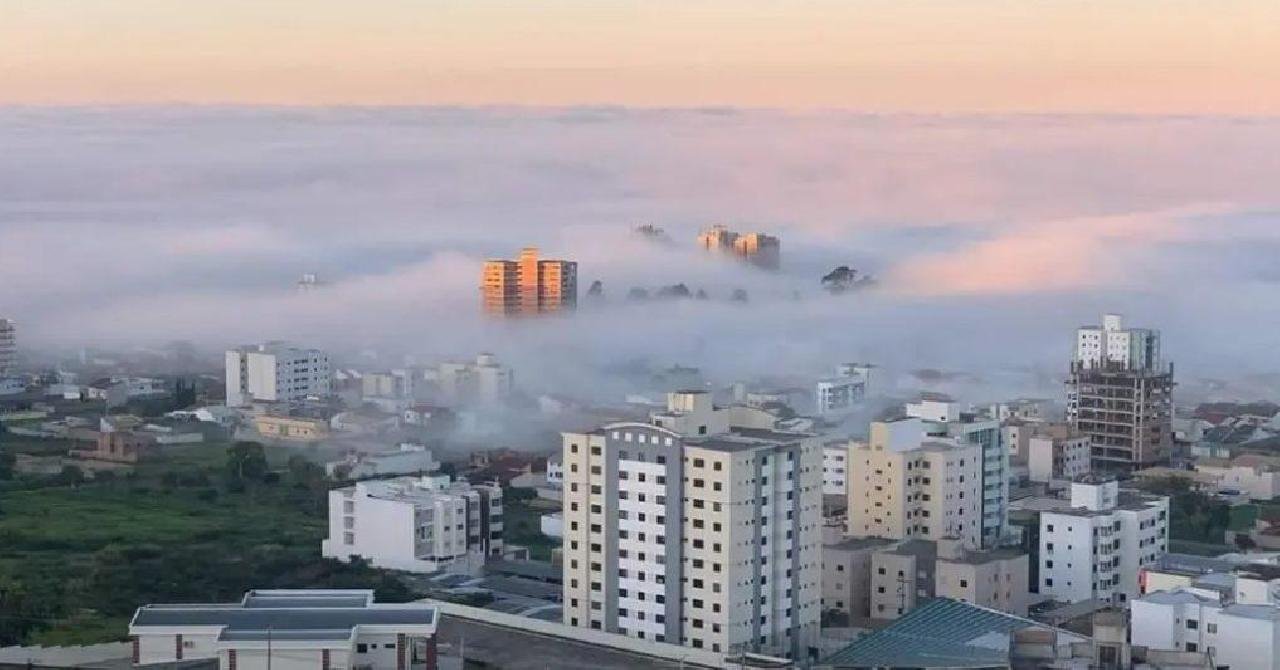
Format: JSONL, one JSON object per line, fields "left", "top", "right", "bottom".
{"left": 1038, "top": 476, "right": 1169, "bottom": 604}
{"left": 906, "top": 398, "right": 1009, "bottom": 548}
{"left": 225, "top": 342, "right": 330, "bottom": 407}
{"left": 432, "top": 353, "right": 513, "bottom": 405}
{"left": 823, "top": 442, "right": 851, "bottom": 496}
{"left": 1132, "top": 588, "right": 1280, "bottom": 670}
{"left": 129, "top": 589, "right": 439, "bottom": 670}
{"left": 1027, "top": 423, "right": 1091, "bottom": 484}
{"left": 0, "top": 318, "right": 15, "bottom": 375}
{"left": 561, "top": 391, "right": 823, "bottom": 660}
{"left": 322, "top": 475, "right": 503, "bottom": 574}
{"left": 815, "top": 364, "right": 871, "bottom": 418}
{"left": 847, "top": 418, "right": 984, "bottom": 549}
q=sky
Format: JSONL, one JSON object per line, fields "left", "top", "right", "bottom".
{"left": 3, "top": 1, "right": 1280, "bottom": 113}
{"left": 4, "top": 5, "right": 1280, "bottom": 403}
{"left": 4, "top": 108, "right": 1280, "bottom": 404}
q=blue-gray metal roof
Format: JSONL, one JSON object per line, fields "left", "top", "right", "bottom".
{"left": 824, "top": 599, "right": 1042, "bottom": 668}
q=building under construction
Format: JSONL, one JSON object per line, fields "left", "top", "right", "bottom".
{"left": 1066, "top": 314, "right": 1174, "bottom": 473}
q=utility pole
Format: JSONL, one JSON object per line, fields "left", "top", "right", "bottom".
{"left": 266, "top": 624, "right": 272, "bottom": 670}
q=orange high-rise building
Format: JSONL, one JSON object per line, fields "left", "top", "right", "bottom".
{"left": 481, "top": 247, "right": 577, "bottom": 316}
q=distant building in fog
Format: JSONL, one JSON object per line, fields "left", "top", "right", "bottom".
{"left": 816, "top": 363, "right": 872, "bottom": 418}
{"left": 481, "top": 247, "right": 577, "bottom": 316}
{"left": 431, "top": 353, "right": 513, "bottom": 405}
{"left": 696, "top": 224, "right": 780, "bottom": 270}
{"left": 0, "top": 318, "right": 15, "bottom": 375}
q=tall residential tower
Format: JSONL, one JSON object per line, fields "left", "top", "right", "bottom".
{"left": 481, "top": 247, "right": 577, "bottom": 316}
{"left": 561, "top": 391, "right": 822, "bottom": 659}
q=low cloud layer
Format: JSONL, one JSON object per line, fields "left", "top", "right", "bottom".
{"left": 3, "top": 108, "right": 1280, "bottom": 403}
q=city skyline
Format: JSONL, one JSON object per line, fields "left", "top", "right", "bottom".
{"left": 4, "top": 2, "right": 1280, "bottom": 114}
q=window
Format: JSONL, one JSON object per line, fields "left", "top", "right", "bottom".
{"left": 1207, "top": 623, "right": 1217, "bottom": 633}
{"left": 357, "top": 644, "right": 368, "bottom": 654}
{"left": 1187, "top": 619, "right": 1198, "bottom": 630}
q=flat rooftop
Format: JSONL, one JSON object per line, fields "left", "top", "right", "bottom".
{"left": 130, "top": 590, "right": 436, "bottom": 643}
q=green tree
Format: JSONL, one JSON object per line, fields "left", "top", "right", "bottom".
{"left": 225, "top": 441, "right": 269, "bottom": 483}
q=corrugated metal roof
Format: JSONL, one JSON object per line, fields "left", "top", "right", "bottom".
{"left": 823, "top": 599, "right": 1044, "bottom": 668}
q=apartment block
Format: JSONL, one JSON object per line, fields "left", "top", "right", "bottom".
{"left": 0, "top": 318, "right": 14, "bottom": 375}
{"left": 323, "top": 475, "right": 503, "bottom": 574}
{"left": 847, "top": 418, "right": 984, "bottom": 549}
{"left": 826, "top": 536, "right": 1029, "bottom": 622}
{"left": 481, "top": 247, "right": 577, "bottom": 316}
{"left": 225, "top": 342, "right": 331, "bottom": 407}
{"left": 1067, "top": 313, "right": 1174, "bottom": 472}
{"left": 906, "top": 396, "right": 1009, "bottom": 548}
{"left": 933, "top": 538, "right": 1030, "bottom": 617}
{"left": 1039, "top": 476, "right": 1169, "bottom": 604}
{"left": 822, "top": 537, "right": 895, "bottom": 620}
{"left": 561, "top": 391, "right": 822, "bottom": 659}
{"left": 431, "top": 353, "right": 513, "bottom": 404}
{"left": 1027, "top": 423, "right": 1092, "bottom": 484}
{"left": 815, "top": 364, "right": 871, "bottom": 418}
{"left": 696, "top": 225, "right": 781, "bottom": 270}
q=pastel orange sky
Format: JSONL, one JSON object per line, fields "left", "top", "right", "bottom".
{"left": 4, "top": 1, "right": 1280, "bottom": 113}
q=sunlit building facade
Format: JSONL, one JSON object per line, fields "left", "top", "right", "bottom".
{"left": 481, "top": 247, "right": 577, "bottom": 316}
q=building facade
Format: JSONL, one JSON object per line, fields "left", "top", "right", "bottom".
{"left": 432, "top": 353, "right": 513, "bottom": 404}
{"left": 905, "top": 397, "right": 1009, "bottom": 548}
{"left": 822, "top": 442, "right": 850, "bottom": 496}
{"left": 1038, "top": 477, "right": 1169, "bottom": 604}
{"left": 933, "top": 538, "right": 1030, "bottom": 616}
{"left": 225, "top": 342, "right": 331, "bottom": 407}
{"left": 696, "top": 225, "right": 781, "bottom": 270}
{"left": 0, "top": 318, "right": 15, "bottom": 375}
{"left": 1067, "top": 313, "right": 1174, "bottom": 472}
{"left": 561, "top": 391, "right": 822, "bottom": 659}
{"left": 815, "top": 364, "right": 871, "bottom": 418}
{"left": 1027, "top": 423, "right": 1092, "bottom": 484}
{"left": 1132, "top": 589, "right": 1280, "bottom": 670}
{"left": 481, "top": 247, "right": 577, "bottom": 316}
{"left": 847, "top": 418, "right": 984, "bottom": 549}
{"left": 323, "top": 475, "right": 503, "bottom": 574}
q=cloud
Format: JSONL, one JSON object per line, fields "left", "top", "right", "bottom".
{"left": 883, "top": 205, "right": 1244, "bottom": 295}
{"left": 3, "top": 108, "right": 1280, "bottom": 404}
